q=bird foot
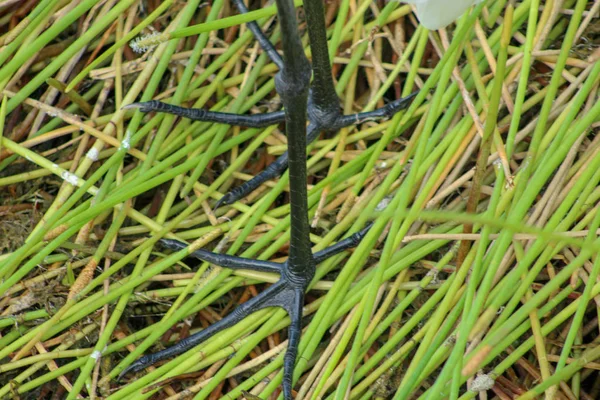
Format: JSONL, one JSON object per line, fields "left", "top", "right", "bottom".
{"left": 118, "top": 224, "right": 371, "bottom": 399}
{"left": 128, "top": 91, "right": 417, "bottom": 208}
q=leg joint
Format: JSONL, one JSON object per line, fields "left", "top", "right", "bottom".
{"left": 307, "top": 87, "right": 341, "bottom": 128}
{"left": 275, "top": 67, "right": 311, "bottom": 101}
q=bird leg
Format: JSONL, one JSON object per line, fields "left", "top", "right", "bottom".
{"left": 119, "top": 0, "right": 412, "bottom": 397}
{"left": 119, "top": 223, "right": 371, "bottom": 392}
{"left": 127, "top": 0, "right": 416, "bottom": 208}
{"left": 127, "top": 90, "right": 415, "bottom": 208}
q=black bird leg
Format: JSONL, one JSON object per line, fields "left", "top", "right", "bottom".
{"left": 123, "top": 100, "right": 286, "bottom": 128}
{"left": 126, "top": 89, "right": 414, "bottom": 208}
{"left": 119, "top": 225, "right": 372, "bottom": 394}
{"left": 127, "top": 95, "right": 416, "bottom": 207}
{"left": 249, "top": 0, "right": 313, "bottom": 395}
{"left": 231, "top": 0, "right": 284, "bottom": 69}
{"left": 159, "top": 222, "right": 371, "bottom": 268}
{"left": 301, "top": 0, "right": 339, "bottom": 124}
{"left": 119, "top": 0, "right": 416, "bottom": 397}
{"left": 127, "top": 0, "right": 416, "bottom": 208}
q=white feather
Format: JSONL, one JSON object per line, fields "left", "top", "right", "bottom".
{"left": 402, "top": 0, "right": 485, "bottom": 30}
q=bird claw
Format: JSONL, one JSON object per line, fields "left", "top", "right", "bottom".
{"left": 119, "top": 224, "right": 373, "bottom": 398}
{"left": 118, "top": 267, "right": 306, "bottom": 400}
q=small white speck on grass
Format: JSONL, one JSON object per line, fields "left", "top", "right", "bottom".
{"left": 61, "top": 171, "right": 79, "bottom": 186}
{"left": 86, "top": 147, "right": 99, "bottom": 161}
{"left": 376, "top": 197, "right": 392, "bottom": 211}
{"left": 121, "top": 130, "right": 132, "bottom": 150}
{"left": 90, "top": 350, "right": 102, "bottom": 360}
{"left": 470, "top": 374, "right": 495, "bottom": 392}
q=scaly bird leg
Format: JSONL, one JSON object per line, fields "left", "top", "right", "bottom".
{"left": 128, "top": 91, "right": 416, "bottom": 207}
{"left": 120, "top": 0, "right": 415, "bottom": 397}
{"left": 122, "top": 0, "right": 315, "bottom": 397}
{"left": 128, "top": 0, "right": 417, "bottom": 208}
{"left": 119, "top": 222, "right": 371, "bottom": 383}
